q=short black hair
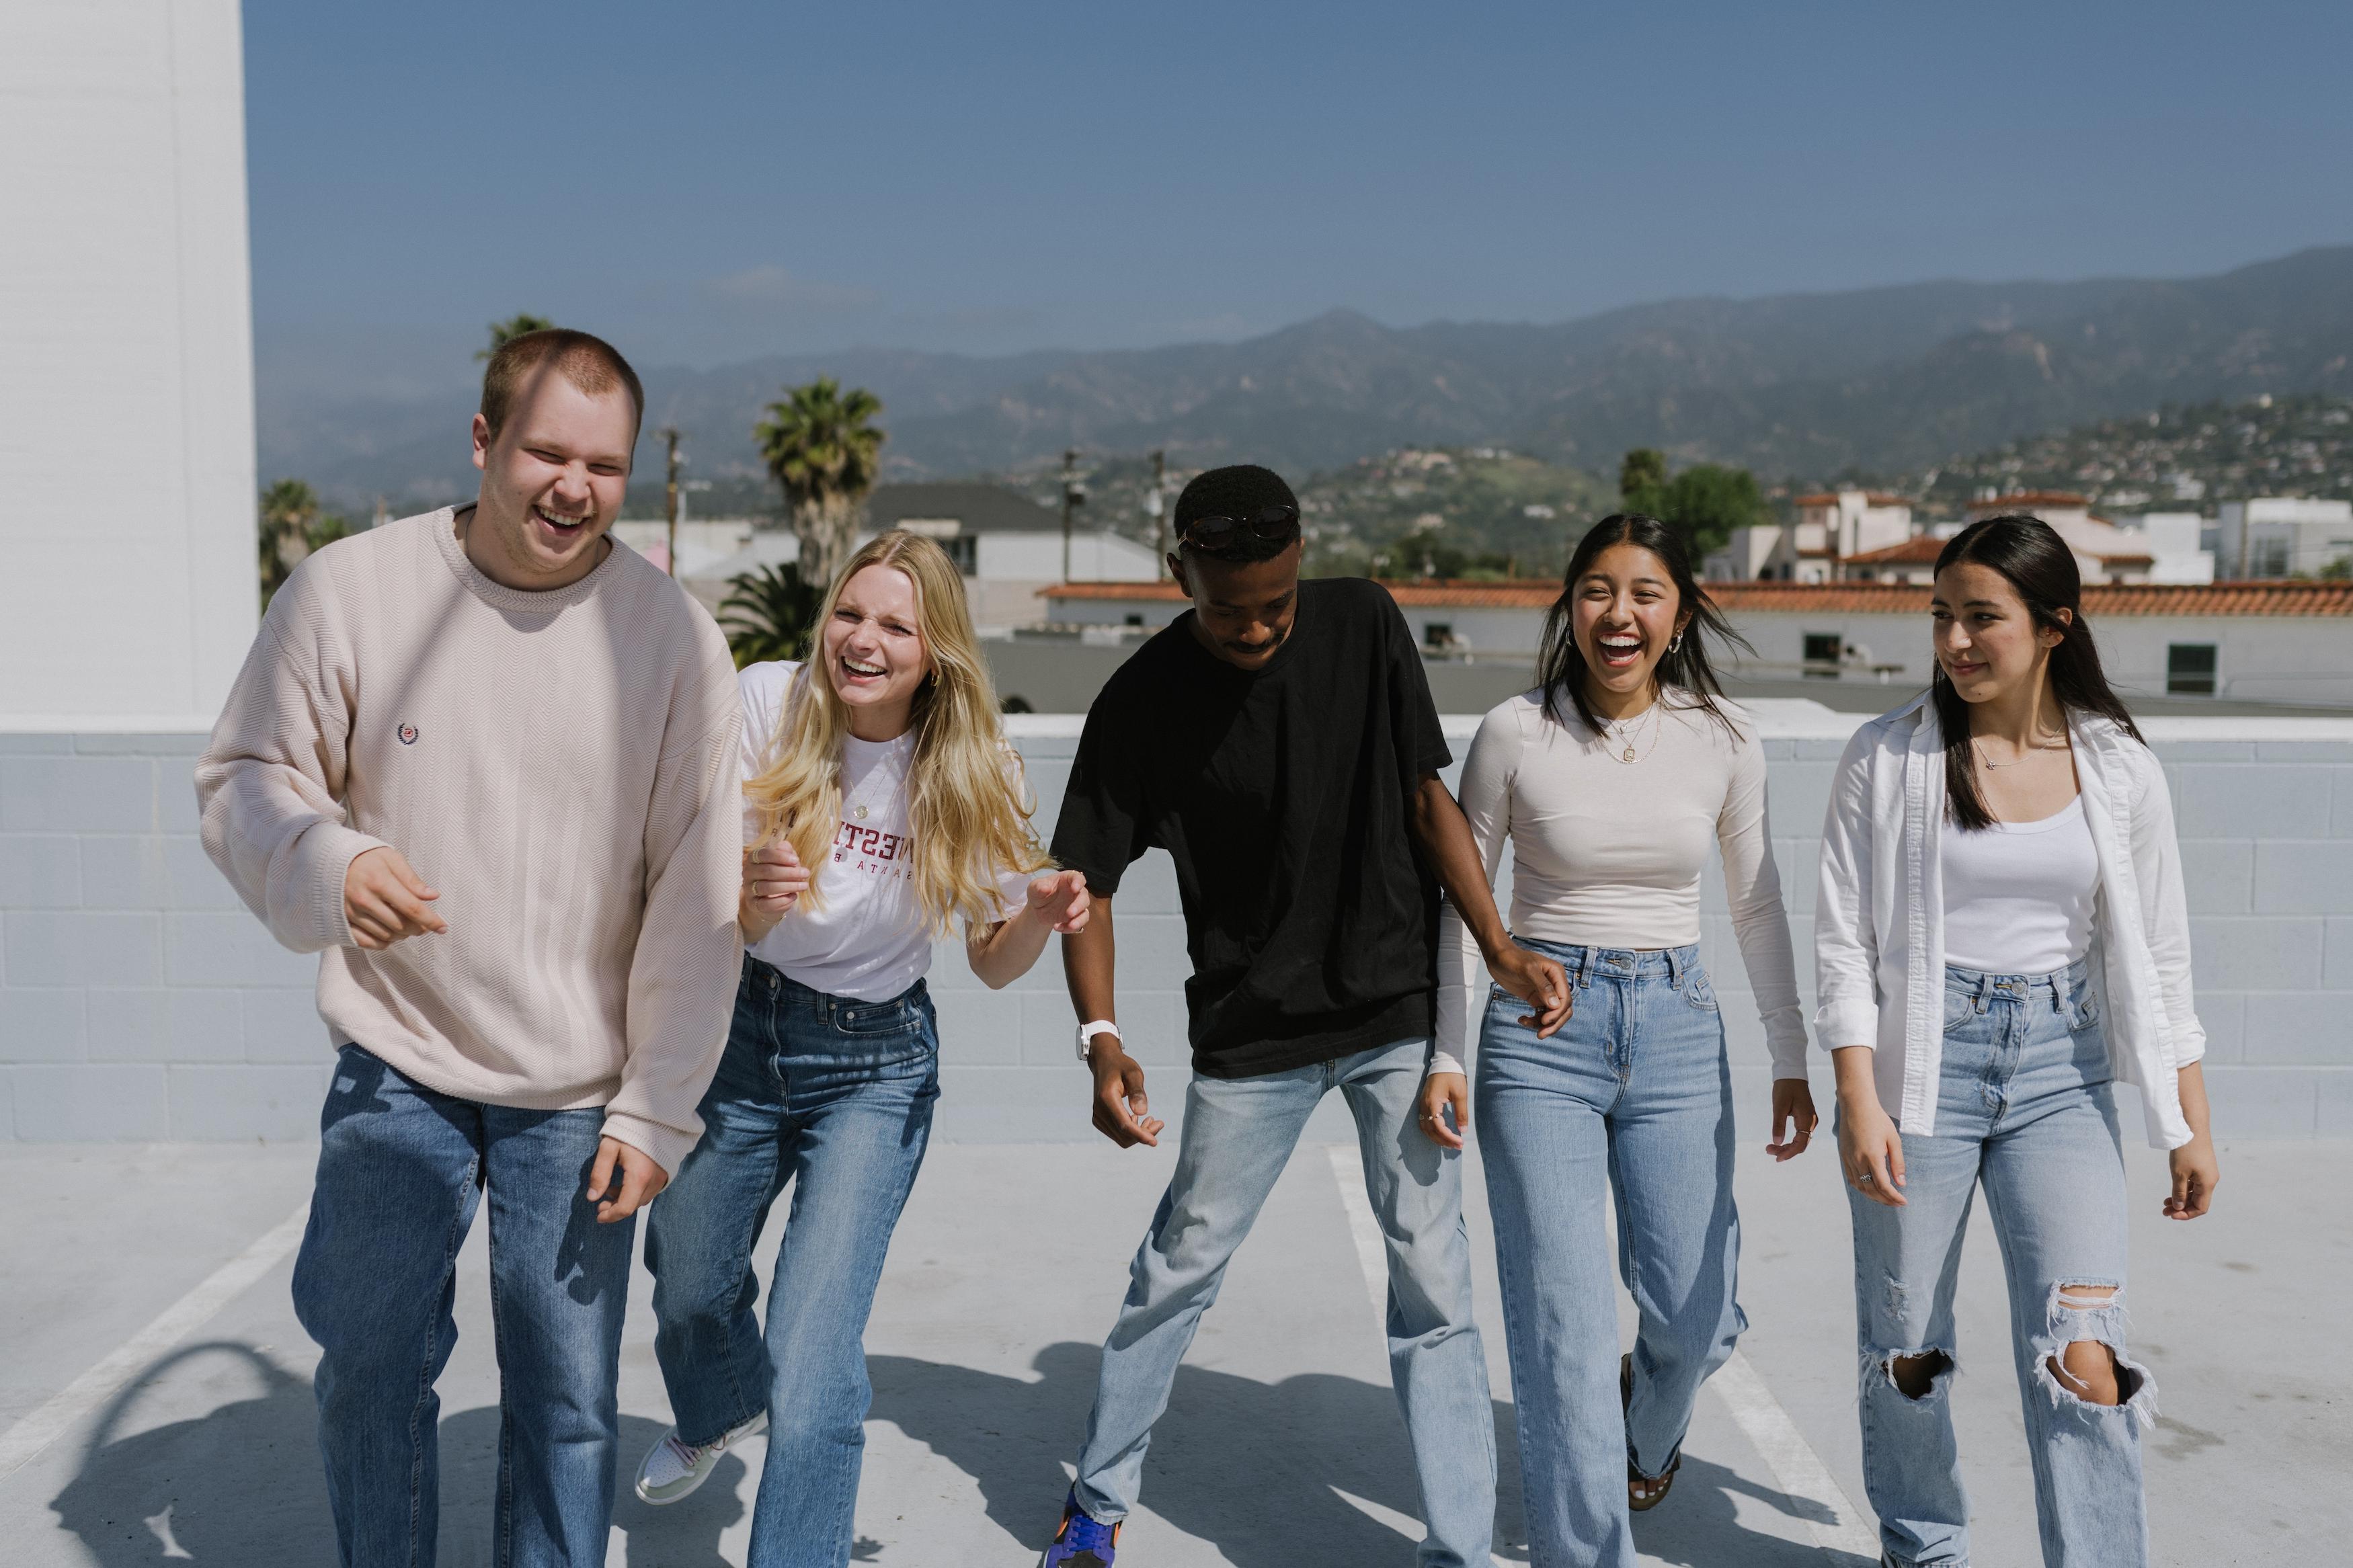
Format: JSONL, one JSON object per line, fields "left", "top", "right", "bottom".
{"left": 1172, "top": 464, "right": 1301, "bottom": 564}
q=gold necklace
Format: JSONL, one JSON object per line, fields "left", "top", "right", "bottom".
{"left": 1973, "top": 734, "right": 2069, "bottom": 770}
{"left": 1601, "top": 699, "right": 1663, "bottom": 764}
{"left": 840, "top": 751, "right": 902, "bottom": 822}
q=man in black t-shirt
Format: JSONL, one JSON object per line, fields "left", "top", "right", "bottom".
{"left": 1037, "top": 466, "right": 1569, "bottom": 1568}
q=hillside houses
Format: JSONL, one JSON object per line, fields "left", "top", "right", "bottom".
{"left": 1704, "top": 489, "right": 2216, "bottom": 586}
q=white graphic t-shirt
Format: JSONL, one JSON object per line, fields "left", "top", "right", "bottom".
{"left": 737, "top": 661, "right": 1035, "bottom": 1001}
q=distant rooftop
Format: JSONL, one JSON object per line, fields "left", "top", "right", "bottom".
{"left": 1966, "top": 490, "right": 2093, "bottom": 511}
{"left": 1841, "top": 536, "right": 1946, "bottom": 566}
{"left": 868, "top": 482, "right": 1055, "bottom": 534}
{"left": 1791, "top": 491, "right": 1911, "bottom": 507}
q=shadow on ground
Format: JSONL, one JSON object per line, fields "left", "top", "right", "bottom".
{"left": 869, "top": 1342, "right": 1858, "bottom": 1567}
{"left": 47, "top": 1339, "right": 1861, "bottom": 1566}
{"left": 46, "top": 1342, "right": 747, "bottom": 1567}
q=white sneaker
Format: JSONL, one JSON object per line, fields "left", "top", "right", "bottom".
{"left": 634, "top": 1410, "right": 768, "bottom": 1504}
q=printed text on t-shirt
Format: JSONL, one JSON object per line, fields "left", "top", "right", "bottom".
{"left": 835, "top": 820, "right": 914, "bottom": 880}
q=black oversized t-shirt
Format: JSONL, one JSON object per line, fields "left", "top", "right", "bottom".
{"left": 1051, "top": 577, "right": 1452, "bottom": 1078}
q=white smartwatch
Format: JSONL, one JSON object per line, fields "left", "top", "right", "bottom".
{"left": 1076, "top": 1020, "right": 1121, "bottom": 1061}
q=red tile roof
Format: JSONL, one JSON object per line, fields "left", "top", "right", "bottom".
{"left": 1843, "top": 536, "right": 1946, "bottom": 565}
{"left": 1792, "top": 491, "right": 1913, "bottom": 508}
{"left": 1966, "top": 491, "right": 2091, "bottom": 511}
{"left": 1043, "top": 579, "right": 2353, "bottom": 616}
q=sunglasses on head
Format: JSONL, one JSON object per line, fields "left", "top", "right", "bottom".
{"left": 1179, "top": 504, "right": 1299, "bottom": 546}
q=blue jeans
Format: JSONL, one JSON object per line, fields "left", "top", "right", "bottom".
{"left": 1475, "top": 942, "right": 1743, "bottom": 1568}
{"left": 644, "top": 956, "right": 939, "bottom": 1568}
{"left": 1072, "top": 1036, "right": 1496, "bottom": 1568}
{"left": 1846, "top": 960, "right": 2151, "bottom": 1568}
{"left": 292, "top": 1045, "right": 635, "bottom": 1568}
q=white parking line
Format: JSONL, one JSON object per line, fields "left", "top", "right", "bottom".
{"left": 1710, "top": 1348, "right": 1882, "bottom": 1558}
{"left": 1324, "top": 1143, "right": 1392, "bottom": 1311}
{"left": 1321, "top": 1143, "right": 1878, "bottom": 1563}
{"left": 0, "top": 1198, "right": 311, "bottom": 1480}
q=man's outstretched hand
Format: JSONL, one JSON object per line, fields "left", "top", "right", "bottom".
{"left": 344, "top": 846, "right": 447, "bottom": 950}
{"left": 586, "top": 1137, "right": 668, "bottom": 1224}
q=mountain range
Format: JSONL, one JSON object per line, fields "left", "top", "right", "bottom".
{"left": 264, "top": 247, "right": 2353, "bottom": 513}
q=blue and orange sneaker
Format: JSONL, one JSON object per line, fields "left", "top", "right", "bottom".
{"left": 1040, "top": 1486, "right": 1120, "bottom": 1566}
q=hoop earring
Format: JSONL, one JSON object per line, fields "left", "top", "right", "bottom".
{"left": 1669, "top": 631, "right": 1685, "bottom": 655}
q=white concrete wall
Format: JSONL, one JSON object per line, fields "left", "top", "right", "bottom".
{"left": 979, "top": 531, "right": 1160, "bottom": 583}
{"left": 1053, "top": 597, "right": 2353, "bottom": 705}
{"left": 0, "top": 1, "right": 257, "bottom": 728}
{"left": 4, "top": 715, "right": 2352, "bottom": 1142}
{"left": 1711, "top": 612, "right": 2353, "bottom": 706}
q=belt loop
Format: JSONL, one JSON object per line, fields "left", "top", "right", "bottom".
{"left": 1666, "top": 947, "right": 1687, "bottom": 989}
{"left": 1974, "top": 972, "right": 1989, "bottom": 1014}
{"left": 1574, "top": 946, "right": 1592, "bottom": 989}
{"left": 2052, "top": 968, "right": 2070, "bottom": 1014}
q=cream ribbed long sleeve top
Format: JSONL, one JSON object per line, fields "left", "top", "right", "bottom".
{"left": 196, "top": 508, "right": 746, "bottom": 1174}
{"left": 1434, "top": 688, "right": 1808, "bottom": 1079}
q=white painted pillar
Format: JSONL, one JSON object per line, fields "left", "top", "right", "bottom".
{"left": 0, "top": 1, "right": 256, "bottom": 727}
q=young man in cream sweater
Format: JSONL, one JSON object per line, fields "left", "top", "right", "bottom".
{"left": 198, "top": 330, "right": 744, "bottom": 1566}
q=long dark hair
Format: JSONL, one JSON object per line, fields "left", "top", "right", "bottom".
{"left": 1536, "top": 513, "right": 1751, "bottom": 738}
{"left": 1932, "top": 515, "right": 2144, "bottom": 830}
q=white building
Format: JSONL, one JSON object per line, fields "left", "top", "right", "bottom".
{"left": 688, "top": 483, "right": 1162, "bottom": 634}
{"left": 1, "top": 1, "right": 256, "bottom": 725}
{"left": 2110, "top": 512, "right": 2217, "bottom": 585}
{"left": 1703, "top": 526, "right": 1786, "bottom": 582}
{"left": 1704, "top": 491, "right": 1913, "bottom": 583}
{"left": 1043, "top": 579, "right": 2353, "bottom": 706}
{"left": 2217, "top": 498, "right": 2353, "bottom": 579}
{"left": 1962, "top": 492, "right": 2223, "bottom": 585}
{"left": 1798, "top": 490, "right": 1914, "bottom": 563}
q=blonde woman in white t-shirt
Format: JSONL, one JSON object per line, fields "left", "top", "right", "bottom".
{"left": 635, "top": 532, "right": 1089, "bottom": 1565}
{"left": 1422, "top": 514, "right": 1817, "bottom": 1567}
{"left": 1818, "top": 516, "right": 2218, "bottom": 1568}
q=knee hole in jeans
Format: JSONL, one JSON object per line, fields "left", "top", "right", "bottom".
{"left": 1884, "top": 1348, "right": 1952, "bottom": 1401}
{"left": 2036, "top": 1282, "right": 2150, "bottom": 1413}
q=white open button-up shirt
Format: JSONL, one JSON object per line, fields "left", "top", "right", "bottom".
{"left": 1813, "top": 693, "right": 2205, "bottom": 1150}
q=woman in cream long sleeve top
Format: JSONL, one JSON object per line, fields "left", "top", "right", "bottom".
{"left": 1422, "top": 515, "right": 1815, "bottom": 1567}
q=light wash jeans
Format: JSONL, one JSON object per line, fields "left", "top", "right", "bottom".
{"left": 644, "top": 956, "right": 939, "bottom": 1568}
{"left": 1845, "top": 959, "right": 2152, "bottom": 1568}
{"left": 1476, "top": 941, "right": 1745, "bottom": 1568}
{"left": 293, "top": 1044, "right": 635, "bottom": 1568}
{"left": 1072, "top": 1036, "right": 1497, "bottom": 1568}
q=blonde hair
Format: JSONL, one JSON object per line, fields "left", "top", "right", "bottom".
{"left": 745, "top": 531, "right": 1049, "bottom": 933}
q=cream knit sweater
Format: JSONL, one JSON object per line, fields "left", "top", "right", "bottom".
{"left": 197, "top": 508, "right": 745, "bottom": 1173}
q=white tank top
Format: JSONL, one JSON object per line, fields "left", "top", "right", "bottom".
{"left": 1940, "top": 796, "right": 2099, "bottom": 977}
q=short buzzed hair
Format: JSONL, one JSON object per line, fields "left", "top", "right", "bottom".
{"left": 479, "top": 328, "right": 645, "bottom": 446}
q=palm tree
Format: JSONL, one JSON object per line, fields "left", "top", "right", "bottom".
{"left": 1619, "top": 448, "right": 1669, "bottom": 505}
{"left": 258, "top": 479, "right": 352, "bottom": 609}
{"left": 477, "top": 313, "right": 556, "bottom": 360}
{"left": 717, "top": 563, "right": 824, "bottom": 668}
{"left": 755, "top": 376, "right": 885, "bottom": 586}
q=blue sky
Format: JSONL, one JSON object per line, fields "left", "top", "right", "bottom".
{"left": 245, "top": 0, "right": 2353, "bottom": 378}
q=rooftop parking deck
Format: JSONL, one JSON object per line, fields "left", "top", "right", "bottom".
{"left": 1, "top": 1135, "right": 2342, "bottom": 1565}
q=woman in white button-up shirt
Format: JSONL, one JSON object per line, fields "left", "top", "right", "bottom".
{"left": 1816, "top": 515, "right": 2219, "bottom": 1568}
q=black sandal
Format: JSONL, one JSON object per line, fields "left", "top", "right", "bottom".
{"left": 1622, "top": 1352, "right": 1681, "bottom": 1512}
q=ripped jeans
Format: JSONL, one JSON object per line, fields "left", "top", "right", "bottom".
{"left": 1845, "top": 960, "right": 2152, "bottom": 1568}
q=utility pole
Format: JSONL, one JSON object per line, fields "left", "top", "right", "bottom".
{"left": 1145, "top": 448, "right": 1168, "bottom": 577}
{"left": 1060, "top": 448, "right": 1084, "bottom": 583}
{"left": 659, "top": 427, "right": 682, "bottom": 577}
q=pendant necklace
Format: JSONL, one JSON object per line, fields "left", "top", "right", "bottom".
{"left": 1975, "top": 733, "right": 2068, "bottom": 770}
{"left": 1601, "top": 698, "right": 1663, "bottom": 764}
{"left": 842, "top": 753, "right": 900, "bottom": 822}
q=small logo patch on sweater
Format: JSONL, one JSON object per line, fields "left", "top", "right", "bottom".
{"left": 397, "top": 724, "right": 420, "bottom": 745}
